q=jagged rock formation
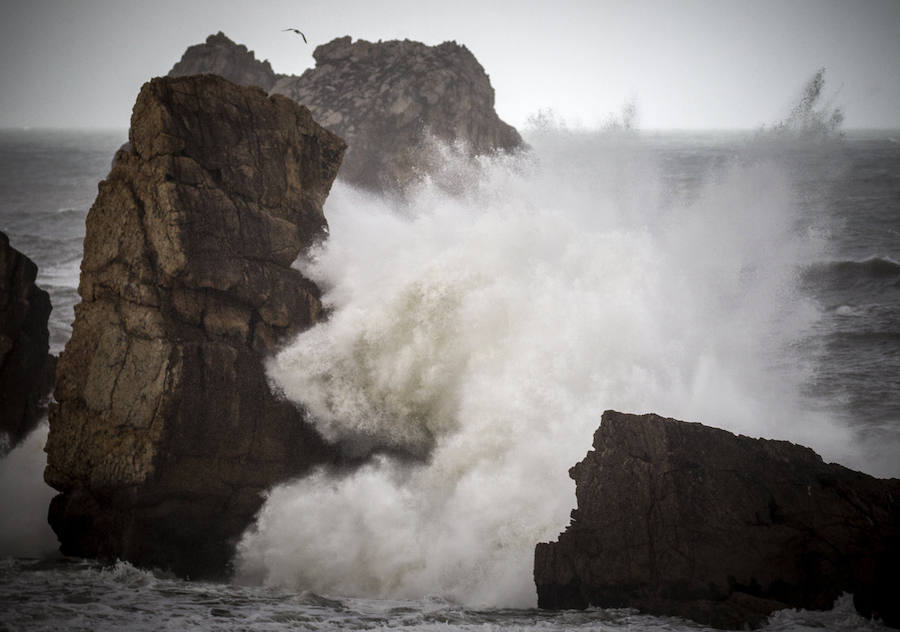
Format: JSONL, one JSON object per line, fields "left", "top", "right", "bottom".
{"left": 272, "top": 36, "right": 523, "bottom": 193}
{"left": 169, "top": 31, "right": 278, "bottom": 92}
{"left": 0, "top": 231, "right": 52, "bottom": 453}
{"left": 44, "top": 74, "right": 347, "bottom": 578}
{"left": 168, "top": 33, "right": 523, "bottom": 194}
{"left": 535, "top": 411, "right": 900, "bottom": 629}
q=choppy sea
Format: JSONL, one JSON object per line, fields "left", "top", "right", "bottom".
{"left": 1, "top": 126, "right": 898, "bottom": 630}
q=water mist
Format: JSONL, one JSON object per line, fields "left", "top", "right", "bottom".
{"left": 235, "top": 126, "right": 860, "bottom": 606}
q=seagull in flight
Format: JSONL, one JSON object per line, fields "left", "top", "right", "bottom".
{"left": 282, "top": 28, "right": 307, "bottom": 43}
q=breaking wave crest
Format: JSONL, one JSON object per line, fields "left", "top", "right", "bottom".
{"left": 804, "top": 256, "right": 900, "bottom": 289}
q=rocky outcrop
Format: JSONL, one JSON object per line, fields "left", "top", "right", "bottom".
{"left": 44, "top": 74, "right": 347, "bottom": 578}
{"left": 272, "top": 36, "right": 523, "bottom": 193}
{"left": 168, "top": 32, "right": 278, "bottom": 92}
{"left": 1, "top": 231, "right": 52, "bottom": 453}
{"left": 535, "top": 411, "right": 900, "bottom": 629}
{"left": 168, "top": 33, "right": 523, "bottom": 194}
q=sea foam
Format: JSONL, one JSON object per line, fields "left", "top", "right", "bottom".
{"left": 236, "top": 127, "right": 859, "bottom": 606}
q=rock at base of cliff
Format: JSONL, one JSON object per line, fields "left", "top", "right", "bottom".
{"left": 44, "top": 74, "right": 347, "bottom": 578}
{"left": 1, "top": 231, "right": 53, "bottom": 453}
{"left": 534, "top": 410, "right": 900, "bottom": 629}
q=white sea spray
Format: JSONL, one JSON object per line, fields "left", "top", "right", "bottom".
{"left": 236, "top": 127, "right": 862, "bottom": 606}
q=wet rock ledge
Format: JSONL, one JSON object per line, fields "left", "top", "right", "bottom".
{"left": 535, "top": 410, "right": 900, "bottom": 629}
{"left": 44, "top": 74, "right": 346, "bottom": 578}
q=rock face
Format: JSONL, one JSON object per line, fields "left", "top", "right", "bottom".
{"left": 168, "top": 33, "right": 523, "bottom": 194}
{"left": 272, "top": 37, "right": 523, "bottom": 193}
{"left": 534, "top": 411, "right": 900, "bottom": 629}
{"left": 169, "top": 32, "right": 278, "bottom": 92}
{"left": 44, "top": 74, "right": 347, "bottom": 578}
{"left": 0, "top": 231, "right": 52, "bottom": 452}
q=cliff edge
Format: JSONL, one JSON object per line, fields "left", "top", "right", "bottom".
{"left": 44, "top": 74, "right": 346, "bottom": 577}
{"left": 535, "top": 410, "right": 900, "bottom": 629}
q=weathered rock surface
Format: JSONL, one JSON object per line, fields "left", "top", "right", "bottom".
{"left": 168, "top": 32, "right": 278, "bottom": 92}
{"left": 272, "top": 36, "right": 523, "bottom": 193}
{"left": 1, "top": 231, "right": 52, "bottom": 452}
{"left": 44, "top": 74, "right": 347, "bottom": 578}
{"left": 168, "top": 33, "right": 523, "bottom": 194}
{"left": 535, "top": 411, "right": 900, "bottom": 629}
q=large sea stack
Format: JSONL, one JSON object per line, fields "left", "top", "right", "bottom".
{"left": 0, "top": 231, "right": 52, "bottom": 452}
{"left": 168, "top": 34, "right": 523, "bottom": 194}
{"left": 535, "top": 411, "right": 900, "bottom": 629}
{"left": 44, "top": 74, "right": 346, "bottom": 578}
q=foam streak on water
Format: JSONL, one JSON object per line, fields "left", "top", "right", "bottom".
{"left": 236, "top": 130, "right": 865, "bottom": 607}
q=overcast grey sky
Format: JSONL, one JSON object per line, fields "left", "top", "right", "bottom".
{"left": 1, "top": 0, "right": 898, "bottom": 130}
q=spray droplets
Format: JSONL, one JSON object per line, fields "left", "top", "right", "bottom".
{"left": 241, "top": 129, "right": 854, "bottom": 605}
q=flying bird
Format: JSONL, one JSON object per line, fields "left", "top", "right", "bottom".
{"left": 282, "top": 28, "right": 307, "bottom": 43}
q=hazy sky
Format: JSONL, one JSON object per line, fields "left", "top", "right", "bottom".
{"left": 1, "top": 0, "right": 898, "bottom": 130}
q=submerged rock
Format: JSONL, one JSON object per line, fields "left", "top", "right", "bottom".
{"left": 168, "top": 33, "right": 523, "bottom": 195}
{"left": 168, "top": 31, "right": 278, "bottom": 92}
{"left": 534, "top": 410, "right": 900, "bottom": 629}
{"left": 0, "top": 231, "right": 52, "bottom": 453}
{"left": 45, "top": 74, "right": 346, "bottom": 578}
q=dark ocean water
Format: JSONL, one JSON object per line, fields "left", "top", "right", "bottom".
{"left": 0, "top": 129, "right": 124, "bottom": 352}
{"left": 0, "top": 128, "right": 898, "bottom": 630}
{"left": 797, "top": 135, "right": 900, "bottom": 438}
{"left": 664, "top": 130, "right": 900, "bottom": 459}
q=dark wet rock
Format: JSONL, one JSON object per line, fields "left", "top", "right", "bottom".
{"left": 0, "top": 231, "right": 52, "bottom": 452}
{"left": 44, "top": 74, "right": 346, "bottom": 578}
{"left": 534, "top": 410, "right": 900, "bottom": 629}
{"left": 168, "top": 31, "right": 278, "bottom": 92}
{"left": 169, "top": 33, "right": 523, "bottom": 195}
